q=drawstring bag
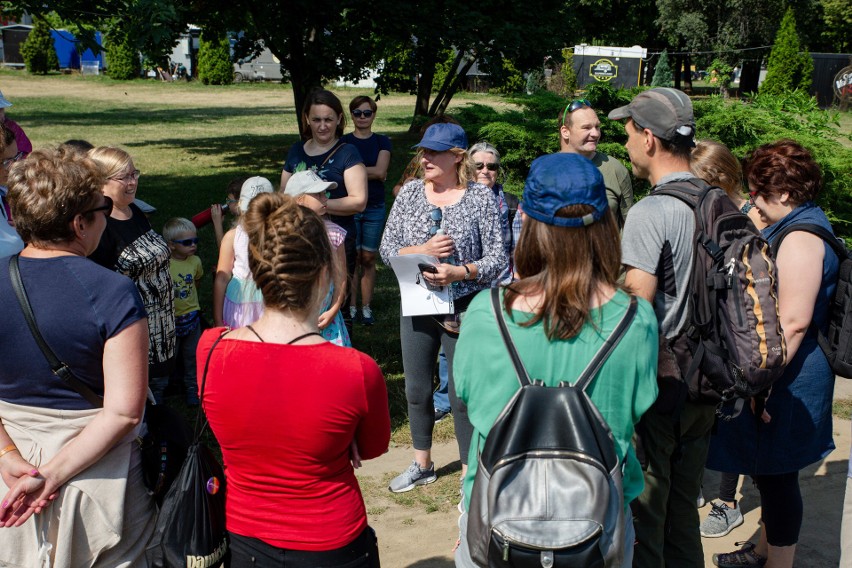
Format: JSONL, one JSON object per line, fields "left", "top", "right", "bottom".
{"left": 146, "top": 332, "right": 228, "bottom": 567}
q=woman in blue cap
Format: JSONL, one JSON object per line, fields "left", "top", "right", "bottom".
{"left": 453, "top": 153, "right": 659, "bottom": 567}
{"left": 380, "top": 122, "right": 507, "bottom": 493}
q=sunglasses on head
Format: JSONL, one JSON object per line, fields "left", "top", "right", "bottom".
{"left": 82, "top": 195, "right": 113, "bottom": 217}
{"left": 474, "top": 162, "right": 499, "bottom": 172}
{"left": 352, "top": 109, "right": 374, "bottom": 118}
{"left": 1, "top": 150, "right": 25, "bottom": 169}
{"left": 172, "top": 237, "right": 199, "bottom": 246}
{"left": 562, "top": 99, "right": 593, "bottom": 125}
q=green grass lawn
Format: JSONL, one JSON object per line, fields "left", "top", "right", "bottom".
{"left": 2, "top": 70, "right": 515, "bottom": 439}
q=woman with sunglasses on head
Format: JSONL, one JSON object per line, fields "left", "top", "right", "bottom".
{"left": 709, "top": 140, "right": 840, "bottom": 568}
{"left": 380, "top": 123, "right": 507, "bottom": 492}
{"left": 88, "top": 146, "right": 175, "bottom": 404}
{"left": 281, "top": 90, "right": 368, "bottom": 334}
{"left": 0, "top": 147, "right": 156, "bottom": 565}
{"left": 342, "top": 95, "right": 392, "bottom": 326}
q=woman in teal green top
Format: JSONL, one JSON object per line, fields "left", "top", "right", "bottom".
{"left": 453, "top": 153, "right": 659, "bottom": 567}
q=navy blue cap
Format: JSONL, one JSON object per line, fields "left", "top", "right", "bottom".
{"left": 412, "top": 123, "right": 468, "bottom": 151}
{"left": 521, "top": 153, "right": 609, "bottom": 227}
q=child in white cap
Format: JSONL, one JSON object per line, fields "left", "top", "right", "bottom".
{"left": 213, "top": 176, "right": 274, "bottom": 329}
{"left": 285, "top": 169, "right": 351, "bottom": 347}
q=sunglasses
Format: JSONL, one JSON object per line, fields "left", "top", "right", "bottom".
{"left": 352, "top": 109, "right": 374, "bottom": 118}
{"left": 428, "top": 207, "right": 442, "bottom": 235}
{"left": 1, "top": 150, "right": 24, "bottom": 169}
{"left": 82, "top": 195, "right": 113, "bottom": 216}
{"left": 474, "top": 162, "right": 499, "bottom": 172}
{"left": 561, "top": 99, "right": 593, "bottom": 125}
{"left": 110, "top": 169, "right": 141, "bottom": 184}
{"left": 171, "top": 237, "right": 199, "bottom": 246}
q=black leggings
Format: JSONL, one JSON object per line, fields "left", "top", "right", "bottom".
{"left": 754, "top": 471, "right": 802, "bottom": 547}
{"left": 719, "top": 472, "right": 740, "bottom": 503}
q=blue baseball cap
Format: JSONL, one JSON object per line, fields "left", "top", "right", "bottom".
{"left": 521, "top": 153, "right": 609, "bottom": 227}
{"left": 412, "top": 123, "right": 468, "bottom": 151}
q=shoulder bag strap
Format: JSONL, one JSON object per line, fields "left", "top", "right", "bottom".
{"left": 194, "top": 330, "right": 229, "bottom": 440}
{"left": 9, "top": 255, "right": 104, "bottom": 408}
{"left": 490, "top": 287, "right": 532, "bottom": 387}
{"left": 574, "top": 295, "right": 638, "bottom": 391}
{"left": 319, "top": 141, "right": 347, "bottom": 169}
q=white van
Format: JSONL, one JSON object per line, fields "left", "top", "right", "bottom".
{"left": 233, "top": 47, "right": 285, "bottom": 82}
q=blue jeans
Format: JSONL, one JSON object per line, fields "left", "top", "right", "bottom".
{"left": 433, "top": 349, "right": 450, "bottom": 413}
{"left": 354, "top": 203, "right": 385, "bottom": 252}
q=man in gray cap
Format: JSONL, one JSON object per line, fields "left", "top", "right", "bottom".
{"left": 608, "top": 88, "right": 713, "bottom": 568}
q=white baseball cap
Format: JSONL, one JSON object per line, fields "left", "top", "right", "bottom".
{"left": 0, "top": 91, "right": 12, "bottom": 109}
{"left": 238, "top": 176, "right": 275, "bottom": 212}
{"left": 284, "top": 169, "right": 337, "bottom": 198}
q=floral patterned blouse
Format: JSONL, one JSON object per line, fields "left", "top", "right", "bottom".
{"left": 380, "top": 179, "right": 508, "bottom": 300}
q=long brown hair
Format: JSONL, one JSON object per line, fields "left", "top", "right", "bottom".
{"left": 506, "top": 204, "right": 623, "bottom": 340}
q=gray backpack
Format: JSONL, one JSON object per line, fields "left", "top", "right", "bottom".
{"left": 467, "top": 288, "right": 636, "bottom": 568}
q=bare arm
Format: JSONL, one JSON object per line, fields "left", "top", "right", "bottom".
{"left": 327, "top": 164, "right": 368, "bottom": 216}
{"left": 624, "top": 266, "right": 657, "bottom": 304}
{"left": 280, "top": 169, "right": 293, "bottom": 191}
{"left": 213, "top": 229, "right": 236, "bottom": 327}
{"left": 776, "top": 232, "right": 825, "bottom": 361}
{"left": 318, "top": 245, "right": 347, "bottom": 329}
{"left": 1, "top": 319, "right": 149, "bottom": 526}
{"left": 365, "top": 149, "right": 391, "bottom": 182}
{"left": 210, "top": 204, "right": 225, "bottom": 247}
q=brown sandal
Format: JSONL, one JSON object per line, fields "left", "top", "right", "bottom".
{"left": 712, "top": 541, "right": 767, "bottom": 567}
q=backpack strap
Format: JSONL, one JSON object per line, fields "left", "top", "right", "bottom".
{"left": 773, "top": 223, "right": 848, "bottom": 260}
{"left": 491, "top": 287, "right": 532, "bottom": 388}
{"left": 490, "top": 288, "right": 638, "bottom": 392}
{"left": 574, "top": 296, "right": 638, "bottom": 391}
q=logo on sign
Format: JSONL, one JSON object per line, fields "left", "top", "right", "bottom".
{"left": 834, "top": 66, "right": 852, "bottom": 100}
{"left": 590, "top": 59, "right": 618, "bottom": 82}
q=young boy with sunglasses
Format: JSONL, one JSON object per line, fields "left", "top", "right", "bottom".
{"left": 163, "top": 217, "right": 204, "bottom": 406}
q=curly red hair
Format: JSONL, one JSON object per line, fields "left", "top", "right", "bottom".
{"left": 745, "top": 139, "right": 822, "bottom": 205}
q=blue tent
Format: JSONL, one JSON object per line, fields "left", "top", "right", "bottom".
{"left": 50, "top": 29, "right": 105, "bottom": 69}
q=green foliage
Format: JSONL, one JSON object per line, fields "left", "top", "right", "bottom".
{"left": 490, "top": 59, "right": 526, "bottom": 95}
{"left": 20, "top": 17, "right": 59, "bottom": 74}
{"left": 104, "top": 31, "right": 141, "bottom": 80}
{"left": 707, "top": 58, "right": 734, "bottom": 94}
{"left": 524, "top": 69, "right": 546, "bottom": 95}
{"left": 547, "top": 48, "right": 578, "bottom": 97}
{"left": 431, "top": 50, "right": 457, "bottom": 94}
{"left": 651, "top": 51, "right": 673, "bottom": 87}
{"left": 760, "top": 7, "right": 813, "bottom": 96}
{"left": 198, "top": 31, "right": 233, "bottom": 85}
{"left": 820, "top": 0, "right": 852, "bottom": 52}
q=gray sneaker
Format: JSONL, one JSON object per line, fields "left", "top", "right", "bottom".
{"left": 389, "top": 461, "right": 437, "bottom": 493}
{"left": 701, "top": 500, "right": 744, "bottom": 538}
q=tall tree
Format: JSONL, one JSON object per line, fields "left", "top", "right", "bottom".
{"left": 760, "top": 7, "right": 814, "bottom": 95}
{"left": 20, "top": 16, "right": 59, "bottom": 74}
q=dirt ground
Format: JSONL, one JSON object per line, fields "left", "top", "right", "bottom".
{"left": 359, "top": 380, "right": 852, "bottom": 568}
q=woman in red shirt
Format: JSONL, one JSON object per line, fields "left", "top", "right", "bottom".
{"left": 198, "top": 193, "right": 390, "bottom": 567}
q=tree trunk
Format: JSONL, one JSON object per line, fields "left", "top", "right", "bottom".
{"left": 428, "top": 50, "right": 466, "bottom": 115}
{"left": 683, "top": 52, "right": 693, "bottom": 94}
{"left": 409, "top": 44, "right": 440, "bottom": 133}
{"left": 674, "top": 52, "right": 682, "bottom": 90}
{"left": 431, "top": 54, "right": 476, "bottom": 116}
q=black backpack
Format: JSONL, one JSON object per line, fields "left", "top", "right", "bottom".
{"left": 774, "top": 223, "right": 852, "bottom": 379}
{"left": 466, "top": 288, "right": 636, "bottom": 568}
{"left": 654, "top": 179, "right": 786, "bottom": 411}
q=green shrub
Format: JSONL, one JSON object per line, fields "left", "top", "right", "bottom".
{"left": 524, "top": 69, "right": 546, "bottom": 95}
{"left": 105, "top": 32, "right": 141, "bottom": 80}
{"left": 490, "top": 59, "right": 526, "bottom": 95}
{"left": 198, "top": 31, "right": 234, "bottom": 85}
{"left": 760, "top": 7, "right": 813, "bottom": 96}
{"left": 20, "top": 18, "right": 59, "bottom": 75}
{"left": 651, "top": 51, "right": 673, "bottom": 87}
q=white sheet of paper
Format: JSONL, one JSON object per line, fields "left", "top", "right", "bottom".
{"left": 388, "top": 254, "right": 454, "bottom": 316}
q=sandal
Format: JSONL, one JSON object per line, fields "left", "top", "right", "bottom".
{"left": 712, "top": 541, "right": 767, "bottom": 567}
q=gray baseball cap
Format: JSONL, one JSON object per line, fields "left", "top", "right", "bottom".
{"left": 608, "top": 88, "right": 695, "bottom": 147}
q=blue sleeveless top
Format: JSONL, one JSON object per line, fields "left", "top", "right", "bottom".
{"left": 708, "top": 202, "right": 839, "bottom": 475}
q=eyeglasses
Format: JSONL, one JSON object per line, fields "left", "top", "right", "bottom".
{"left": 82, "top": 195, "right": 113, "bottom": 217}
{"left": 171, "top": 237, "right": 199, "bottom": 246}
{"left": 428, "top": 207, "right": 442, "bottom": 236}
{"left": 561, "top": 99, "right": 593, "bottom": 125}
{"left": 474, "top": 162, "right": 499, "bottom": 172}
{"left": 110, "top": 169, "right": 141, "bottom": 184}
{"left": 224, "top": 197, "right": 238, "bottom": 205}
{"left": 1, "top": 151, "right": 24, "bottom": 169}
{"left": 352, "top": 109, "right": 374, "bottom": 118}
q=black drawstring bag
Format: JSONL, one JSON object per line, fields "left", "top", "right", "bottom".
{"left": 146, "top": 332, "right": 228, "bottom": 568}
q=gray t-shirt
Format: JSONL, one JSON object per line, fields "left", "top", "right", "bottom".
{"left": 621, "top": 173, "right": 696, "bottom": 338}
